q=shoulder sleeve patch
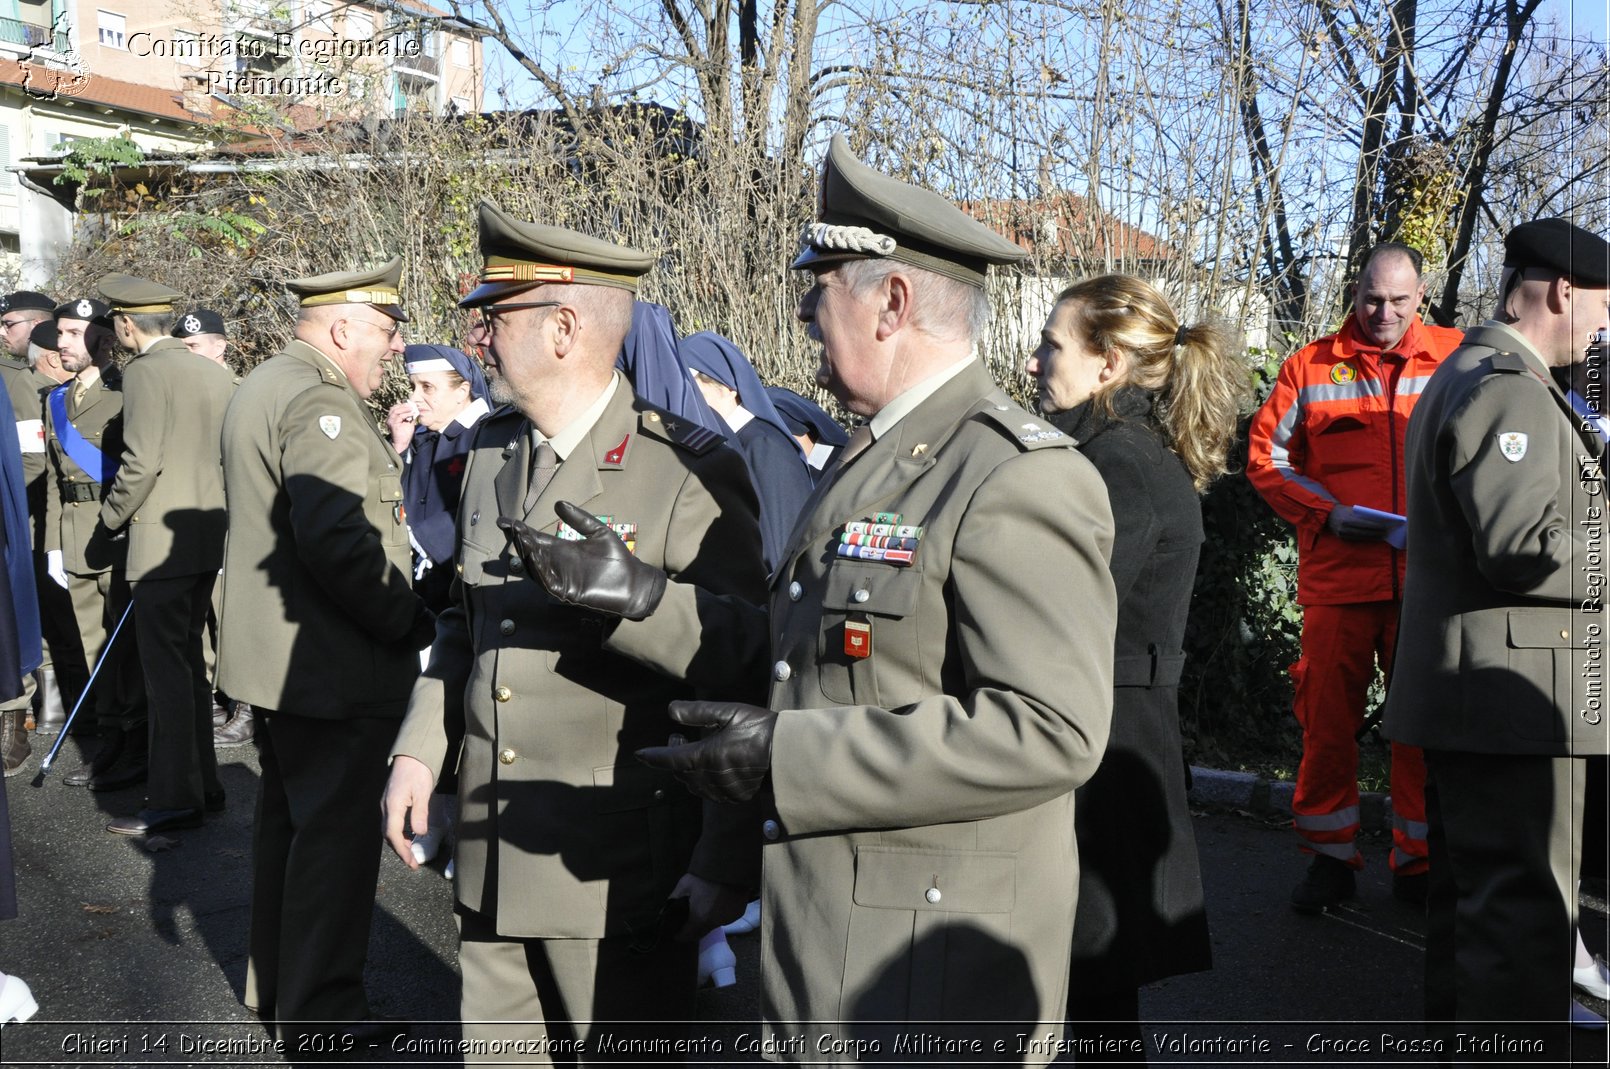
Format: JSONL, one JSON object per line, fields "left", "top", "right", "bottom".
{"left": 971, "top": 396, "right": 1077, "bottom": 451}
{"left": 638, "top": 408, "right": 727, "bottom": 456}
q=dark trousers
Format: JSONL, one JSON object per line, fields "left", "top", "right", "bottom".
{"left": 134, "top": 572, "right": 218, "bottom": 810}
{"left": 69, "top": 570, "right": 145, "bottom": 733}
{"left": 456, "top": 905, "right": 697, "bottom": 1063}
{"left": 1424, "top": 749, "right": 1587, "bottom": 1058}
{"left": 247, "top": 711, "right": 398, "bottom": 1037}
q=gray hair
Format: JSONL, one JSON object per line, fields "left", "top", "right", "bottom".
{"left": 837, "top": 258, "right": 992, "bottom": 344}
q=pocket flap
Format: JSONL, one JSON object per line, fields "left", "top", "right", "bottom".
{"left": 592, "top": 763, "right": 678, "bottom": 813}
{"left": 378, "top": 474, "right": 403, "bottom": 502}
{"left": 851, "top": 846, "right": 1015, "bottom": 913}
{"left": 822, "top": 561, "right": 922, "bottom": 617}
{"left": 1507, "top": 610, "right": 1579, "bottom": 649}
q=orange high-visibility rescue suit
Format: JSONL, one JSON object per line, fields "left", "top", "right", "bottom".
{"left": 1248, "top": 314, "right": 1463, "bottom": 873}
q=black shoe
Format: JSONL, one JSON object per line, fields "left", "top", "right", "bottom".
{"left": 213, "top": 704, "right": 255, "bottom": 748}
{"left": 64, "top": 728, "right": 123, "bottom": 787}
{"left": 106, "top": 806, "right": 203, "bottom": 836}
{"left": 204, "top": 789, "right": 226, "bottom": 813}
{"left": 1291, "top": 855, "right": 1356, "bottom": 913}
{"left": 1392, "top": 871, "right": 1429, "bottom": 905}
{"left": 81, "top": 727, "right": 147, "bottom": 791}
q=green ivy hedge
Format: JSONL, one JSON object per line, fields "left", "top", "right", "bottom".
{"left": 1179, "top": 350, "right": 1304, "bottom": 768}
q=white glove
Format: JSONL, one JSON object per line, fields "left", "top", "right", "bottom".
{"left": 414, "top": 555, "right": 433, "bottom": 581}
{"left": 46, "top": 549, "right": 68, "bottom": 589}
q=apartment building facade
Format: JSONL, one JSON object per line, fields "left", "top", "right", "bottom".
{"left": 2, "top": 0, "right": 482, "bottom": 281}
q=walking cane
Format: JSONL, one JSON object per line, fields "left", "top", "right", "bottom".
{"left": 34, "top": 599, "right": 133, "bottom": 783}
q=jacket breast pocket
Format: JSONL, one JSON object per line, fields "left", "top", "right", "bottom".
{"left": 842, "top": 846, "right": 1028, "bottom": 1021}
{"left": 1308, "top": 410, "right": 1375, "bottom": 475}
{"left": 377, "top": 474, "right": 407, "bottom": 547}
{"left": 815, "top": 561, "right": 921, "bottom": 705}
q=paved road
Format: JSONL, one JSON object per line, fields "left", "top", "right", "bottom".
{"left": 0, "top": 737, "right": 1604, "bottom": 1066}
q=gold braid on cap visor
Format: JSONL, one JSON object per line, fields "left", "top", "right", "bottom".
{"left": 299, "top": 289, "right": 402, "bottom": 307}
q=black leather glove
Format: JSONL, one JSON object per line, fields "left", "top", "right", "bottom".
{"left": 635, "top": 700, "right": 777, "bottom": 804}
{"left": 498, "top": 501, "right": 668, "bottom": 621}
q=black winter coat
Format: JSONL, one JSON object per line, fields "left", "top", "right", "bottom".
{"left": 1050, "top": 386, "right": 1212, "bottom": 994}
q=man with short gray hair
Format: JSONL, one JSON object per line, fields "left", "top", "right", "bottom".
{"left": 635, "top": 135, "right": 1119, "bottom": 1060}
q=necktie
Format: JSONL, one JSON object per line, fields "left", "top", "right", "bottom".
{"left": 72, "top": 380, "right": 87, "bottom": 409}
{"left": 524, "top": 440, "right": 558, "bottom": 514}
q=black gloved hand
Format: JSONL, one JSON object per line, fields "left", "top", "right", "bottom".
{"left": 635, "top": 700, "right": 777, "bottom": 804}
{"left": 498, "top": 501, "right": 668, "bottom": 621}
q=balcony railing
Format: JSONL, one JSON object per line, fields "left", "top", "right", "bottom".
{"left": 0, "top": 16, "right": 69, "bottom": 53}
{"left": 395, "top": 52, "right": 439, "bottom": 78}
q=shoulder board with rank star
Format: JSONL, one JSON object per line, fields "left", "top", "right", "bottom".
{"left": 971, "top": 395, "right": 1076, "bottom": 451}
{"left": 639, "top": 408, "right": 726, "bottom": 455}
{"left": 1488, "top": 351, "right": 1539, "bottom": 379}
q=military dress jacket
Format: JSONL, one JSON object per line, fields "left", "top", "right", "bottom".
{"left": 1384, "top": 322, "right": 1608, "bottom": 756}
{"left": 43, "top": 370, "right": 127, "bottom": 576}
{"left": 2, "top": 360, "right": 53, "bottom": 548}
{"left": 394, "top": 376, "right": 770, "bottom": 939}
{"left": 757, "top": 360, "right": 1117, "bottom": 1062}
{"left": 217, "top": 340, "right": 431, "bottom": 719}
{"left": 0, "top": 357, "right": 46, "bottom": 489}
{"left": 100, "top": 338, "right": 234, "bottom": 580}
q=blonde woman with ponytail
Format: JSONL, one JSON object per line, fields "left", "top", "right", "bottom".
{"left": 1026, "top": 274, "right": 1249, "bottom": 1058}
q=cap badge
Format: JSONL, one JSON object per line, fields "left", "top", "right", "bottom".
{"left": 183, "top": 314, "right": 201, "bottom": 334}
{"left": 1498, "top": 431, "right": 1528, "bottom": 462}
{"left": 319, "top": 415, "right": 342, "bottom": 440}
{"left": 76, "top": 299, "right": 93, "bottom": 318}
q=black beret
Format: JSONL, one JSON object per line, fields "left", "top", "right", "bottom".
{"left": 2, "top": 290, "right": 55, "bottom": 314}
{"left": 173, "top": 308, "right": 228, "bottom": 338}
{"left": 1503, "top": 218, "right": 1610, "bottom": 287}
{"left": 55, "top": 297, "right": 111, "bottom": 323}
{"left": 29, "top": 320, "right": 57, "bottom": 351}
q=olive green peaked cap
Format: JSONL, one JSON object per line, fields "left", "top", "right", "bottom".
{"left": 791, "top": 134, "right": 1027, "bottom": 289}
{"left": 286, "top": 256, "right": 408, "bottom": 322}
{"left": 460, "top": 200, "right": 656, "bottom": 307}
{"left": 96, "top": 273, "right": 184, "bottom": 314}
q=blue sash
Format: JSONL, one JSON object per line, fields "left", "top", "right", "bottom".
{"left": 48, "top": 384, "right": 118, "bottom": 485}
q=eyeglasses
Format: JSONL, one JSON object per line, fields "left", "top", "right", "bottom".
{"left": 476, "top": 301, "right": 563, "bottom": 332}
{"left": 348, "top": 317, "right": 402, "bottom": 340}
{"left": 1, "top": 318, "right": 32, "bottom": 330}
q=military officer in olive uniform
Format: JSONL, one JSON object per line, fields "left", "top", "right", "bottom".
{"left": 382, "top": 202, "right": 768, "bottom": 1058}
{"left": 0, "top": 290, "right": 80, "bottom": 760}
{"left": 95, "top": 276, "right": 235, "bottom": 836}
{"left": 1384, "top": 218, "right": 1610, "bottom": 1044}
{"left": 629, "top": 136, "right": 1119, "bottom": 1063}
{"left": 219, "top": 259, "right": 433, "bottom": 1042}
{"left": 45, "top": 300, "right": 148, "bottom": 791}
